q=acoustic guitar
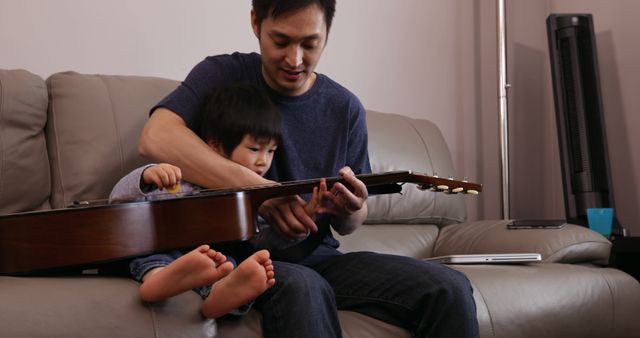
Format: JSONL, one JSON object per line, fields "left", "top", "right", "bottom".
{"left": 0, "top": 170, "right": 481, "bottom": 275}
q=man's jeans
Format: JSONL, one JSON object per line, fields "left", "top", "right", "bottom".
{"left": 254, "top": 251, "right": 480, "bottom": 338}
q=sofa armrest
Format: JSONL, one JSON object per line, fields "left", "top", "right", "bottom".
{"left": 433, "top": 220, "right": 611, "bottom": 265}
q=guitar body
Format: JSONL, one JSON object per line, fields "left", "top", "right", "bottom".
{"left": 0, "top": 192, "right": 257, "bottom": 275}
{"left": 0, "top": 171, "right": 481, "bottom": 275}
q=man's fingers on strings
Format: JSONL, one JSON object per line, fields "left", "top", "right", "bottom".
{"left": 341, "top": 171, "right": 368, "bottom": 201}
{"left": 323, "top": 183, "right": 361, "bottom": 215}
{"left": 272, "top": 201, "right": 312, "bottom": 238}
{"left": 292, "top": 195, "right": 318, "bottom": 233}
{"left": 267, "top": 212, "right": 290, "bottom": 238}
{"left": 319, "top": 188, "right": 346, "bottom": 215}
{"left": 318, "top": 178, "right": 328, "bottom": 203}
{"left": 261, "top": 204, "right": 298, "bottom": 238}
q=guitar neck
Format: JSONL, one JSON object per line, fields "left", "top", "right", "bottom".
{"left": 213, "top": 170, "right": 482, "bottom": 208}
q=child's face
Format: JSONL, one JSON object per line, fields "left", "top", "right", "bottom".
{"left": 224, "top": 134, "right": 278, "bottom": 177}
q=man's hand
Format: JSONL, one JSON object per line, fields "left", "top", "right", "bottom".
{"left": 259, "top": 167, "right": 368, "bottom": 238}
{"left": 303, "top": 178, "right": 329, "bottom": 218}
{"left": 319, "top": 167, "right": 369, "bottom": 235}
{"left": 260, "top": 195, "right": 319, "bottom": 239}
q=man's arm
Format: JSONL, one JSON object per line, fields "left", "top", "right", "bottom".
{"left": 138, "top": 108, "right": 319, "bottom": 238}
{"left": 138, "top": 108, "right": 267, "bottom": 188}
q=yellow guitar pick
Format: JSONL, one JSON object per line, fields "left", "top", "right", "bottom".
{"left": 166, "top": 183, "right": 181, "bottom": 194}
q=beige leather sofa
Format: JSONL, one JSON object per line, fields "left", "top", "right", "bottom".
{"left": 1, "top": 68, "right": 639, "bottom": 338}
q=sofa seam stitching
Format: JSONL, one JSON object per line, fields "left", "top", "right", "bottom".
{"left": 597, "top": 270, "right": 617, "bottom": 337}
{"left": 399, "top": 115, "right": 440, "bottom": 221}
{"left": 149, "top": 305, "right": 161, "bottom": 338}
{"left": 48, "top": 75, "right": 66, "bottom": 207}
{"left": 467, "top": 277, "right": 496, "bottom": 338}
{"left": 100, "top": 76, "right": 126, "bottom": 177}
{"left": 0, "top": 73, "right": 5, "bottom": 199}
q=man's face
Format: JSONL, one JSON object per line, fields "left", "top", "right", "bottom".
{"left": 252, "top": 4, "right": 327, "bottom": 96}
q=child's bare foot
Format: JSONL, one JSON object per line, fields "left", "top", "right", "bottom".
{"left": 201, "top": 249, "right": 276, "bottom": 318}
{"left": 139, "top": 244, "right": 234, "bottom": 302}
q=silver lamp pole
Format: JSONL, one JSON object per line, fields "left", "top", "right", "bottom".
{"left": 497, "top": 0, "right": 510, "bottom": 219}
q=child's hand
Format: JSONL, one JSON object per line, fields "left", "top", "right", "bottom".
{"left": 304, "top": 178, "right": 328, "bottom": 218}
{"left": 142, "top": 163, "right": 182, "bottom": 191}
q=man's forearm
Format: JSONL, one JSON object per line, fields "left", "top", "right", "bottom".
{"left": 138, "top": 108, "right": 268, "bottom": 188}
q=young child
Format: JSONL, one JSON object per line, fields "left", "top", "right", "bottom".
{"left": 109, "top": 84, "right": 326, "bottom": 319}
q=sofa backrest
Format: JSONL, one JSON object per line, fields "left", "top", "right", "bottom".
{"left": 0, "top": 69, "right": 51, "bottom": 214}
{"left": 45, "top": 72, "right": 179, "bottom": 208}
{"left": 365, "top": 110, "right": 466, "bottom": 225}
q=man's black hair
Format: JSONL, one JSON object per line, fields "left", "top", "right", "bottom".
{"left": 252, "top": 0, "right": 336, "bottom": 33}
{"left": 197, "top": 84, "right": 281, "bottom": 156}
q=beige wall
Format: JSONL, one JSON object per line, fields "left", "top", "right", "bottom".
{"left": 2, "top": 1, "right": 637, "bottom": 234}
{"left": 0, "top": 0, "right": 256, "bottom": 79}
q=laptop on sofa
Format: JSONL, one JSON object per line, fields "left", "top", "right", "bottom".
{"left": 425, "top": 253, "right": 542, "bottom": 264}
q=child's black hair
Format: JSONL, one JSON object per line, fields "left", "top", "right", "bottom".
{"left": 197, "top": 84, "right": 282, "bottom": 155}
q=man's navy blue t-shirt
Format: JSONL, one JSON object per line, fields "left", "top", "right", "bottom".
{"left": 153, "top": 52, "right": 372, "bottom": 262}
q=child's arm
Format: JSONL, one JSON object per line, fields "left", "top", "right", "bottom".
{"left": 109, "top": 164, "right": 182, "bottom": 203}
{"left": 141, "top": 163, "right": 182, "bottom": 192}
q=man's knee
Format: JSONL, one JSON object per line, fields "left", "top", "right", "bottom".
{"left": 269, "top": 262, "right": 335, "bottom": 303}
{"left": 442, "top": 265, "right": 472, "bottom": 287}
{"left": 431, "top": 266, "right": 476, "bottom": 313}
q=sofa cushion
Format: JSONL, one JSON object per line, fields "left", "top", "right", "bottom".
{"left": 0, "top": 69, "right": 51, "bottom": 213}
{"left": 332, "top": 224, "right": 440, "bottom": 259}
{"left": 433, "top": 220, "right": 612, "bottom": 265}
{"left": 45, "top": 72, "right": 179, "bottom": 208}
{"left": 365, "top": 110, "right": 466, "bottom": 226}
{"left": 0, "top": 276, "right": 209, "bottom": 337}
{"left": 451, "top": 263, "right": 640, "bottom": 338}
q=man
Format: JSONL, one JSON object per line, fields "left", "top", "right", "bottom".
{"left": 138, "top": 0, "right": 479, "bottom": 337}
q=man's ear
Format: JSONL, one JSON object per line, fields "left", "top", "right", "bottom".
{"left": 251, "top": 9, "right": 260, "bottom": 39}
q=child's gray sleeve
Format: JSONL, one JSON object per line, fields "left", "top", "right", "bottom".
{"left": 109, "top": 164, "right": 156, "bottom": 203}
